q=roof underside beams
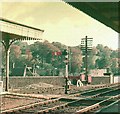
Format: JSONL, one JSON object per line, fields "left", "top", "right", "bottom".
{"left": 66, "top": 2, "right": 119, "bottom": 33}
{"left": 0, "top": 18, "right": 44, "bottom": 41}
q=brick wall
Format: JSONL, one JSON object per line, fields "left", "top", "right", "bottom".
{"left": 91, "top": 76, "right": 110, "bottom": 85}
{"left": 2, "top": 76, "right": 110, "bottom": 89}
{"left": 3, "top": 76, "right": 65, "bottom": 89}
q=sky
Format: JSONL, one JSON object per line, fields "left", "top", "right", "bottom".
{"left": 1, "top": 1, "right": 119, "bottom": 50}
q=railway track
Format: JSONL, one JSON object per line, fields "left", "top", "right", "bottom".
{"left": 71, "top": 83, "right": 120, "bottom": 97}
{"left": 75, "top": 95, "right": 120, "bottom": 114}
{"left": 1, "top": 83, "right": 119, "bottom": 114}
{"left": 95, "top": 99, "right": 120, "bottom": 114}
{"left": 69, "top": 83, "right": 119, "bottom": 95}
{"left": 1, "top": 93, "right": 48, "bottom": 113}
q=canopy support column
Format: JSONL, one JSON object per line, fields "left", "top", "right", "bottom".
{"left": 2, "top": 36, "right": 14, "bottom": 92}
{"left": 5, "top": 48, "right": 10, "bottom": 91}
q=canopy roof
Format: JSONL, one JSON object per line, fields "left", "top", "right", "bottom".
{"left": 0, "top": 18, "right": 44, "bottom": 41}
{"left": 65, "top": 2, "right": 119, "bottom": 33}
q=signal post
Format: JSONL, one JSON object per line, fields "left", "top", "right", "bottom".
{"left": 62, "top": 47, "right": 69, "bottom": 94}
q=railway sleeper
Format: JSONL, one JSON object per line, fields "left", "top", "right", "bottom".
{"left": 1, "top": 98, "right": 60, "bottom": 113}
{"left": 76, "top": 103, "right": 100, "bottom": 114}
{"left": 38, "top": 103, "right": 68, "bottom": 113}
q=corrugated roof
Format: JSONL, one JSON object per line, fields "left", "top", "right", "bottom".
{"left": 64, "top": 2, "right": 119, "bottom": 33}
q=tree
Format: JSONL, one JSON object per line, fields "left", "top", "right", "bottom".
{"left": 111, "top": 58, "right": 118, "bottom": 74}
{"left": 110, "top": 50, "right": 118, "bottom": 58}
{"left": 87, "top": 47, "right": 98, "bottom": 70}
{"left": 9, "top": 45, "right": 21, "bottom": 73}
{"left": 95, "top": 44, "right": 112, "bottom": 69}
{"left": 70, "top": 47, "right": 82, "bottom": 75}
{"left": 2, "top": 40, "right": 118, "bottom": 76}
{"left": 26, "top": 49, "right": 33, "bottom": 61}
{"left": 10, "top": 45, "right": 21, "bottom": 58}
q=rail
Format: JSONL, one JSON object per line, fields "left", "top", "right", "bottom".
{"left": 75, "top": 94, "right": 120, "bottom": 114}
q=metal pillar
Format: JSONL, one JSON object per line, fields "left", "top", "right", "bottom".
{"left": 5, "top": 48, "right": 10, "bottom": 91}
{"left": 2, "top": 37, "right": 14, "bottom": 92}
{"left": 85, "top": 36, "right": 88, "bottom": 84}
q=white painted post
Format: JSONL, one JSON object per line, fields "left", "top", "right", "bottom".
{"left": 65, "top": 54, "right": 69, "bottom": 78}
{"left": 23, "top": 65, "right": 27, "bottom": 77}
{"left": 110, "top": 75, "right": 113, "bottom": 84}
{"left": 65, "top": 47, "right": 69, "bottom": 94}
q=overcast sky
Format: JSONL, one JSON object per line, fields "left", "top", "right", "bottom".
{"left": 1, "top": 1, "right": 118, "bottom": 50}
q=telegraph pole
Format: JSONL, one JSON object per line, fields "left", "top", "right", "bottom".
{"left": 81, "top": 36, "right": 93, "bottom": 84}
